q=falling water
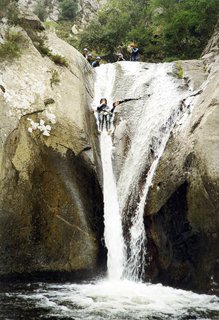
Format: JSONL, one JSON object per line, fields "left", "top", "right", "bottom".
{"left": 93, "top": 64, "right": 126, "bottom": 280}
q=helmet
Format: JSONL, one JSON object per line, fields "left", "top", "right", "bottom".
{"left": 96, "top": 56, "right": 101, "bottom": 60}
{"left": 83, "top": 48, "right": 88, "bottom": 51}
{"left": 100, "top": 98, "right": 107, "bottom": 104}
{"left": 88, "top": 53, "right": 92, "bottom": 57}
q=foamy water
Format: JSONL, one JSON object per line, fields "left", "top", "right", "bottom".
{"left": 8, "top": 280, "right": 218, "bottom": 320}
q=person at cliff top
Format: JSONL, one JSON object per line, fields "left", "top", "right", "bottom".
{"left": 92, "top": 56, "right": 101, "bottom": 68}
{"left": 130, "top": 44, "right": 139, "bottom": 61}
{"left": 82, "top": 48, "right": 88, "bottom": 58}
{"left": 87, "top": 53, "right": 93, "bottom": 65}
{"left": 117, "top": 53, "right": 125, "bottom": 62}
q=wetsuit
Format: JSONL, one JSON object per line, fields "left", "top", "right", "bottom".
{"left": 97, "top": 103, "right": 111, "bottom": 131}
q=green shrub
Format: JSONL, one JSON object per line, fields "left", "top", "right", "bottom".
{"left": 59, "top": 0, "right": 77, "bottom": 21}
{"left": 175, "top": 61, "right": 184, "bottom": 79}
{"left": 0, "top": 0, "right": 19, "bottom": 24}
{"left": 38, "top": 44, "right": 51, "bottom": 56}
{"left": 0, "top": 29, "right": 26, "bottom": 61}
{"left": 36, "top": 41, "right": 69, "bottom": 67}
{"left": 34, "top": 0, "right": 48, "bottom": 22}
{"left": 44, "top": 21, "right": 58, "bottom": 30}
{"left": 49, "top": 53, "right": 68, "bottom": 66}
{"left": 50, "top": 69, "right": 60, "bottom": 87}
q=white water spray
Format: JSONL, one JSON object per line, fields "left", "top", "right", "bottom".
{"left": 100, "top": 133, "right": 125, "bottom": 279}
{"left": 94, "top": 64, "right": 125, "bottom": 280}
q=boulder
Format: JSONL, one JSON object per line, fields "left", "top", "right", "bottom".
{"left": 0, "top": 27, "right": 104, "bottom": 278}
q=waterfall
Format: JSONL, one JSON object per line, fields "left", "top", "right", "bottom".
{"left": 94, "top": 64, "right": 125, "bottom": 280}
{"left": 94, "top": 62, "right": 197, "bottom": 282}
{"left": 100, "top": 133, "right": 125, "bottom": 279}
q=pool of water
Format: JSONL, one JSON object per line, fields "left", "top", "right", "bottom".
{"left": 0, "top": 279, "right": 219, "bottom": 320}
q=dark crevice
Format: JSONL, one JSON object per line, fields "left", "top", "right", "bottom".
{"left": 69, "top": 69, "right": 81, "bottom": 81}
{"left": 145, "top": 182, "right": 209, "bottom": 292}
{"left": 190, "top": 114, "right": 204, "bottom": 133}
{"left": 0, "top": 84, "right": 5, "bottom": 93}
{"left": 181, "top": 89, "right": 203, "bottom": 110}
{"left": 77, "top": 146, "right": 92, "bottom": 157}
{"left": 117, "top": 97, "right": 143, "bottom": 105}
{"left": 21, "top": 109, "right": 45, "bottom": 118}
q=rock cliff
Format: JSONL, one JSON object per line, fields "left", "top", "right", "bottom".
{"left": 0, "top": 16, "right": 104, "bottom": 278}
{"left": 18, "top": 0, "right": 107, "bottom": 26}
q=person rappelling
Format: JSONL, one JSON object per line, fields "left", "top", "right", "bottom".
{"left": 97, "top": 99, "right": 119, "bottom": 132}
{"left": 97, "top": 98, "right": 111, "bottom": 131}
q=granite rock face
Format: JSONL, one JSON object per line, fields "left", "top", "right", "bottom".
{"left": 18, "top": 0, "right": 107, "bottom": 26}
{"left": 0, "top": 22, "right": 104, "bottom": 277}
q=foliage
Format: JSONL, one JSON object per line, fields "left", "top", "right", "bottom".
{"left": 0, "top": 28, "right": 27, "bottom": 61}
{"left": 18, "top": 21, "right": 69, "bottom": 67}
{"left": 55, "top": 21, "right": 78, "bottom": 47}
{"left": 0, "top": 0, "right": 19, "bottom": 24}
{"left": 34, "top": 0, "right": 49, "bottom": 22}
{"left": 175, "top": 61, "right": 183, "bottom": 79}
{"left": 50, "top": 69, "right": 60, "bottom": 87}
{"left": 37, "top": 41, "right": 69, "bottom": 66}
{"left": 58, "top": 0, "right": 78, "bottom": 21}
{"left": 49, "top": 53, "right": 68, "bottom": 66}
{"left": 32, "top": 0, "right": 77, "bottom": 22}
{"left": 79, "top": 0, "right": 219, "bottom": 62}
